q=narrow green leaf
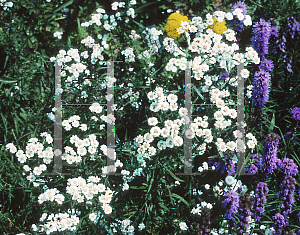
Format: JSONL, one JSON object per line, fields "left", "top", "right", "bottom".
{"left": 165, "top": 168, "right": 185, "bottom": 182}
{"left": 192, "top": 85, "right": 205, "bottom": 101}
{"left": 172, "top": 193, "right": 189, "bottom": 207}
{"left": 168, "top": 188, "right": 174, "bottom": 206}
{"left": 0, "top": 79, "right": 17, "bottom": 84}
{"left": 269, "top": 113, "right": 275, "bottom": 132}
{"left": 54, "top": 0, "right": 73, "bottom": 13}
{"left": 172, "top": 2, "right": 187, "bottom": 6}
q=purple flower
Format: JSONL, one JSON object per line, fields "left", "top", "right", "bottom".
{"left": 287, "top": 16, "right": 300, "bottom": 39}
{"left": 270, "top": 26, "right": 279, "bottom": 38}
{"left": 272, "top": 213, "right": 287, "bottom": 234}
{"left": 236, "top": 193, "right": 254, "bottom": 234}
{"left": 231, "top": 1, "right": 247, "bottom": 16}
{"left": 254, "top": 182, "right": 269, "bottom": 221}
{"left": 251, "top": 70, "right": 271, "bottom": 109}
{"left": 222, "top": 190, "right": 240, "bottom": 220}
{"left": 285, "top": 132, "right": 298, "bottom": 142}
{"left": 280, "top": 158, "right": 298, "bottom": 176}
{"left": 231, "top": 1, "right": 248, "bottom": 35}
{"left": 278, "top": 176, "right": 296, "bottom": 216}
{"left": 251, "top": 19, "right": 271, "bottom": 59}
{"left": 289, "top": 107, "right": 300, "bottom": 121}
{"left": 261, "top": 133, "right": 281, "bottom": 174}
{"left": 259, "top": 59, "right": 274, "bottom": 72}
{"left": 245, "top": 153, "right": 262, "bottom": 174}
{"left": 221, "top": 72, "right": 229, "bottom": 81}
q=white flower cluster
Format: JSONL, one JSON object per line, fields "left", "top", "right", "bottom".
{"left": 0, "top": 0, "right": 13, "bottom": 10}
{"left": 110, "top": 219, "right": 135, "bottom": 234}
{"left": 38, "top": 188, "right": 64, "bottom": 204}
{"left": 232, "top": 130, "right": 258, "bottom": 152}
{"left": 191, "top": 201, "right": 213, "bottom": 216}
{"left": 126, "top": 8, "right": 135, "bottom": 18}
{"left": 53, "top": 31, "right": 63, "bottom": 39}
{"left": 179, "top": 221, "right": 188, "bottom": 230}
{"left": 61, "top": 114, "right": 81, "bottom": 131}
{"left": 89, "top": 102, "right": 103, "bottom": 113}
{"left": 198, "top": 161, "right": 209, "bottom": 172}
{"left": 121, "top": 88, "right": 140, "bottom": 108}
{"left": 66, "top": 176, "right": 113, "bottom": 214}
{"left": 111, "top": 1, "right": 125, "bottom": 11}
{"left": 6, "top": 133, "right": 54, "bottom": 183}
{"left": 232, "top": 8, "right": 252, "bottom": 26}
{"left": 246, "top": 85, "right": 253, "bottom": 98}
{"left": 164, "top": 13, "right": 259, "bottom": 82}
{"left": 129, "top": 30, "right": 141, "bottom": 41}
{"left": 32, "top": 212, "right": 80, "bottom": 234}
{"left": 62, "top": 135, "right": 99, "bottom": 164}
{"left": 121, "top": 47, "right": 135, "bottom": 62}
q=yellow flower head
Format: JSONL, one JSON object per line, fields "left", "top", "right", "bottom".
{"left": 165, "top": 12, "right": 191, "bottom": 39}
{"left": 207, "top": 18, "right": 227, "bottom": 34}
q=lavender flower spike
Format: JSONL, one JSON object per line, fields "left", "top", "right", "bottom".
{"left": 251, "top": 70, "right": 271, "bottom": 109}
{"left": 261, "top": 133, "right": 281, "bottom": 174}
{"left": 251, "top": 18, "right": 271, "bottom": 59}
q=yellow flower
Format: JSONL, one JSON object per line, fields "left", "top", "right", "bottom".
{"left": 165, "top": 12, "right": 191, "bottom": 39}
{"left": 207, "top": 18, "right": 227, "bottom": 34}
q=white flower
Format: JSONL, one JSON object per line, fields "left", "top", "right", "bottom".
{"left": 102, "top": 203, "right": 112, "bottom": 214}
{"left": 89, "top": 213, "right": 97, "bottom": 222}
{"left": 205, "top": 184, "right": 210, "bottom": 189}
{"left": 244, "top": 15, "right": 252, "bottom": 26}
{"left": 225, "top": 175, "right": 236, "bottom": 185}
{"left": 240, "top": 69, "right": 250, "bottom": 78}
{"left": 179, "top": 222, "right": 188, "bottom": 230}
{"left": 226, "top": 12, "right": 233, "bottom": 20}
{"left": 247, "top": 140, "right": 255, "bottom": 149}
{"left": 138, "top": 223, "right": 145, "bottom": 230}
{"left": 148, "top": 117, "right": 158, "bottom": 126}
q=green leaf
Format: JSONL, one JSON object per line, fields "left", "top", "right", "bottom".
{"left": 269, "top": 113, "right": 275, "bottom": 132}
{"left": 172, "top": 2, "right": 187, "bottom": 6}
{"left": 54, "top": 0, "right": 74, "bottom": 13}
{"left": 0, "top": 79, "right": 17, "bottom": 84}
{"left": 165, "top": 168, "right": 185, "bottom": 182}
{"left": 172, "top": 193, "right": 189, "bottom": 207}
{"left": 131, "top": 19, "right": 144, "bottom": 29}
{"left": 192, "top": 85, "right": 205, "bottom": 102}
{"left": 168, "top": 188, "right": 174, "bottom": 206}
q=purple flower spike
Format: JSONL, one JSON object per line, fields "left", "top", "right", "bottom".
{"left": 259, "top": 59, "right": 274, "bottom": 72}
{"left": 278, "top": 176, "right": 296, "bottom": 216}
{"left": 280, "top": 158, "right": 298, "bottom": 176}
{"left": 261, "top": 133, "right": 281, "bottom": 174}
{"left": 251, "top": 70, "right": 271, "bottom": 109}
{"left": 289, "top": 107, "right": 300, "bottom": 121}
{"left": 272, "top": 213, "right": 287, "bottom": 234}
{"left": 222, "top": 190, "right": 240, "bottom": 220}
{"left": 254, "top": 182, "right": 269, "bottom": 222}
{"left": 251, "top": 19, "right": 271, "bottom": 59}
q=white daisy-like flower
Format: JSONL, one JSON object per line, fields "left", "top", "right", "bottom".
{"left": 148, "top": 117, "right": 158, "bottom": 126}
{"left": 225, "top": 175, "right": 236, "bottom": 185}
{"left": 240, "top": 69, "right": 250, "bottom": 78}
{"left": 144, "top": 133, "right": 154, "bottom": 143}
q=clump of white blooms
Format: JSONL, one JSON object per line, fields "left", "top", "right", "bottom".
{"left": 0, "top": 0, "right": 13, "bottom": 10}
{"left": 53, "top": 31, "right": 63, "bottom": 39}
{"left": 32, "top": 212, "right": 80, "bottom": 234}
{"left": 179, "top": 221, "right": 188, "bottom": 230}
{"left": 191, "top": 201, "right": 213, "bottom": 216}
